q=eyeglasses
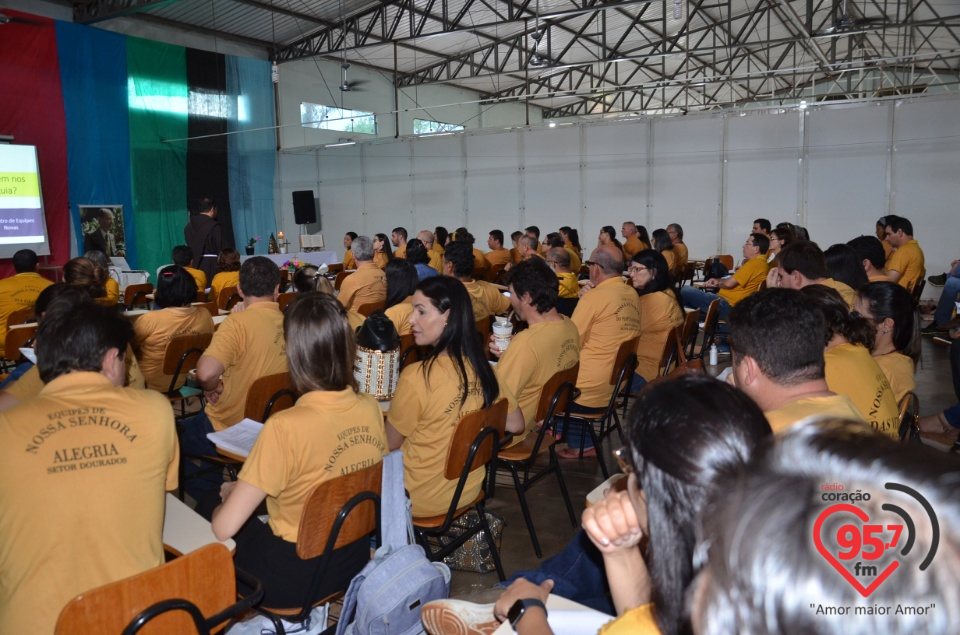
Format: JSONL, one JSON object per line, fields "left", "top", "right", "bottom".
{"left": 628, "top": 265, "right": 649, "bottom": 274}
{"left": 585, "top": 260, "right": 598, "bottom": 267}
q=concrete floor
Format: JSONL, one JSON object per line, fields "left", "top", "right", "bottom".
{"left": 449, "top": 334, "right": 958, "bottom": 598}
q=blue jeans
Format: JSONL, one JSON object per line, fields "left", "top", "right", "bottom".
{"left": 504, "top": 529, "right": 615, "bottom": 616}
{"left": 178, "top": 409, "right": 225, "bottom": 500}
{"left": 560, "top": 402, "right": 606, "bottom": 451}
{"left": 933, "top": 276, "right": 960, "bottom": 327}
{"left": 681, "top": 286, "right": 732, "bottom": 339}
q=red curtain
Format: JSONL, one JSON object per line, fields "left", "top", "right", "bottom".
{"left": 0, "top": 10, "right": 70, "bottom": 278}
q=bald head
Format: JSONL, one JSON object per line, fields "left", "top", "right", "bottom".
{"left": 590, "top": 245, "right": 623, "bottom": 279}
{"left": 417, "top": 230, "right": 435, "bottom": 249}
{"left": 547, "top": 247, "right": 571, "bottom": 272}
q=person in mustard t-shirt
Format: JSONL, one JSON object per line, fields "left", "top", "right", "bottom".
{"left": 490, "top": 258, "right": 578, "bottom": 445}
{"left": 0, "top": 249, "right": 52, "bottom": 358}
{"left": 485, "top": 230, "right": 513, "bottom": 269}
{"left": 342, "top": 231, "right": 358, "bottom": 270}
{"left": 132, "top": 266, "right": 215, "bottom": 392}
{"left": 417, "top": 230, "right": 445, "bottom": 272}
{"left": 443, "top": 242, "right": 511, "bottom": 321}
{"left": 83, "top": 250, "right": 120, "bottom": 306}
{"left": 680, "top": 233, "right": 770, "bottom": 339}
{"left": 666, "top": 223, "right": 688, "bottom": 275}
{"left": 383, "top": 258, "right": 418, "bottom": 336}
{"left": 727, "top": 288, "right": 866, "bottom": 434}
{"left": 546, "top": 248, "right": 580, "bottom": 303}
{"left": 209, "top": 292, "right": 386, "bottom": 608}
{"left": 801, "top": 285, "right": 900, "bottom": 438}
{"left": 627, "top": 250, "right": 684, "bottom": 386}
{"left": 855, "top": 281, "right": 918, "bottom": 403}
{"left": 391, "top": 226, "right": 408, "bottom": 259}
{"left": 179, "top": 256, "right": 287, "bottom": 500}
{"left": 208, "top": 247, "right": 241, "bottom": 303}
{"left": 0, "top": 302, "right": 178, "bottom": 635}
{"left": 172, "top": 244, "right": 208, "bottom": 294}
{"left": 338, "top": 235, "right": 387, "bottom": 312}
{"left": 766, "top": 240, "right": 857, "bottom": 309}
{"left": 883, "top": 215, "right": 925, "bottom": 291}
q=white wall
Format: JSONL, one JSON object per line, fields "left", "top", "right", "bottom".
{"left": 278, "top": 93, "right": 960, "bottom": 300}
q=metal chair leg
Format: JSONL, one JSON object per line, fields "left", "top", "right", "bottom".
{"left": 550, "top": 448, "right": 578, "bottom": 527}
{"left": 508, "top": 464, "right": 542, "bottom": 558}
{"left": 477, "top": 505, "right": 506, "bottom": 581}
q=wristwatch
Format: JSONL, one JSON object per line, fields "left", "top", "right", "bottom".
{"left": 508, "top": 598, "right": 547, "bottom": 629}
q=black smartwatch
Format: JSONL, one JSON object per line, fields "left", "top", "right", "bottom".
{"left": 508, "top": 598, "right": 547, "bottom": 629}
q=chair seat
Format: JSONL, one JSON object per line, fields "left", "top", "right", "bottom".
{"left": 567, "top": 409, "right": 606, "bottom": 421}
{"left": 259, "top": 591, "right": 342, "bottom": 617}
{"left": 498, "top": 433, "right": 556, "bottom": 462}
{"left": 412, "top": 492, "right": 486, "bottom": 529}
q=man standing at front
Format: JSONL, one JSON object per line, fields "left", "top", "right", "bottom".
{"left": 0, "top": 302, "right": 178, "bottom": 634}
{"left": 184, "top": 197, "right": 226, "bottom": 284}
{"left": 562, "top": 245, "right": 642, "bottom": 457}
{"left": 179, "top": 256, "right": 287, "bottom": 499}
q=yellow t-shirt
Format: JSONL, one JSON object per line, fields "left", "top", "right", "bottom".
{"left": 388, "top": 357, "right": 495, "bottom": 517}
{"left": 571, "top": 277, "right": 643, "bottom": 408}
{"left": 239, "top": 389, "right": 386, "bottom": 542}
{"left": 473, "top": 248, "right": 489, "bottom": 275}
{"left": 338, "top": 263, "right": 387, "bottom": 312}
{"left": 661, "top": 249, "right": 678, "bottom": 277}
{"left": 428, "top": 250, "right": 444, "bottom": 273}
{"left": 558, "top": 272, "right": 580, "bottom": 299}
{"left": 102, "top": 277, "right": 121, "bottom": 305}
{"left": 394, "top": 244, "right": 407, "bottom": 259}
{"left": 463, "top": 279, "right": 511, "bottom": 321}
{"left": 132, "top": 306, "right": 215, "bottom": 391}
{"left": 882, "top": 239, "right": 893, "bottom": 260}
{"left": 384, "top": 297, "right": 414, "bottom": 336}
{"left": 343, "top": 249, "right": 356, "bottom": 270}
{"left": 184, "top": 267, "right": 207, "bottom": 293}
{"left": 373, "top": 252, "right": 389, "bottom": 270}
{"left": 564, "top": 247, "right": 583, "bottom": 273}
{"left": 623, "top": 235, "right": 644, "bottom": 260}
{"left": 599, "top": 604, "right": 660, "bottom": 635}
{"left": 819, "top": 278, "right": 856, "bottom": 310}
{"left": 485, "top": 248, "right": 512, "bottom": 268}
{"left": 495, "top": 317, "right": 579, "bottom": 442}
{"left": 874, "top": 351, "right": 916, "bottom": 404}
{"left": 0, "top": 272, "right": 52, "bottom": 357}
{"left": 824, "top": 342, "right": 900, "bottom": 439}
{"left": 510, "top": 247, "right": 522, "bottom": 264}
{"left": 673, "top": 243, "right": 689, "bottom": 276}
{"left": 764, "top": 394, "right": 866, "bottom": 434}
{"left": 0, "top": 372, "right": 178, "bottom": 635}
{"left": 719, "top": 254, "right": 769, "bottom": 306}
{"left": 636, "top": 291, "right": 685, "bottom": 381}
{"left": 885, "top": 239, "right": 925, "bottom": 291}
{"left": 208, "top": 270, "right": 240, "bottom": 303}
{"left": 203, "top": 301, "right": 287, "bottom": 431}
{"left": 432, "top": 244, "right": 445, "bottom": 256}
{"left": 347, "top": 310, "right": 365, "bottom": 332}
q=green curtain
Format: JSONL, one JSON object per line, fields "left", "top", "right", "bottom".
{"left": 126, "top": 37, "right": 187, "bottom": 278}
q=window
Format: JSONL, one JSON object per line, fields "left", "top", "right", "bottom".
{"left": 300, "top": 103, "right": 376, "bottom": 134}
{"left": 413, "top": 119, "right": 464, "bottom": 134}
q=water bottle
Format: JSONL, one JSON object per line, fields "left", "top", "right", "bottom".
{"left": 709, "top": 343, "right": 718, "bottom": 366}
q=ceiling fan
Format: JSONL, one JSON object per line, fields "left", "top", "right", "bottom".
{"left": 335, "top": 0, "right": 367, "bottom": 92}
{"left": 815, "top": 0, "right": 888, "bottom": 35}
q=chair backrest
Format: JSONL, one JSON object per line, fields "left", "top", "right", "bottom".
{"left": 334, "top": 270, "right": 353, "bottom": 291}
{"left": 610, "top": 336, "right": 641, "bottom": 385}
{"left": 195, "top": 290, "right": 207, "bottom": 302}
{"left": 7, "top": 306, "right": 35, "bottom": 327}
{"left": 488, "top": 263, "right": 507, "bottom": 284}
{"left": 534, "top": 363, "right": 580, "bottom": 422}
{"left": 476, "top": 317, "right": 492, "bottom": 352}
{"left": 444, "top": 398, "right": 507, "bottom": 480}
{"left": 707, "top": 254, "right": 734, "bottom": 270}
{"left": 326, "top": 262, "right": 344, "bottom": 275}
{"left": 699, "top": 299, "right": 721, "bottom": 359}
{"left": 679, "top": 310, "right": 700, "bottom": 358}
{"left": 399, "top": 333, "right": 425, "bottom": 369}
{"left": 161, "top": 333, "right": 213, "bottom": 392}
{"left": 192, "top": 301, "right": 218, "bottom": 318}
{"left": 556, "top": 297, "right": 578, "bottom": 318}
{"left": 898, "top": 391, "right": 922, "bottom": 444}
{"left": 278, "top": 291, "right": 298, "bottom": 312}
{"left": 124, "top": 283, "right": 153, "bottom": 310}
{"left": 911, "top": 276, "right": 926, "bottom": 302}
{"left": 243, "top": 372, "right": 296, "bottom": 422}
{"left": 657, "top": 326, "right": 681, "bottom": 376}
{"left": 297, "top": 461, "right": 383, "bottom": 559}
{"left": 357, "top": 300, "right": 385, "bottom": 317}
{"left": 55, "top": 544, "right": 235, "bottom": 635}
{"left": 217, "top": 286, "right": 241, "bottom": 312}
{"left": 4, "top": 325, "right": 37, "bottom": 362}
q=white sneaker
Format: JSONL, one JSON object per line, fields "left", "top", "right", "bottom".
{"left": 421, "top": 599, "right": 500, "bottom": 635}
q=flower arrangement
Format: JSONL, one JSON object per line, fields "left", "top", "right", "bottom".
{"left": 281, "top": 258, "right": 315, "bottom": 272}
{"left": 247, "top": 235, "right": 262, "bottom": 247}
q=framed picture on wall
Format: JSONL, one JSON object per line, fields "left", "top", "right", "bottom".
{"left": 79, "top": 205, "right": 126, "bottom": 258}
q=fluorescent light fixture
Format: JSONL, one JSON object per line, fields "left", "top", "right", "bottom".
{"left": 324, "top": 140, "right": 356, "bottom": 148}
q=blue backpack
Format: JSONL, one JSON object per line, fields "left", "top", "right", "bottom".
{"left": 335, "top": 452, "right": 450, "bottom": 635}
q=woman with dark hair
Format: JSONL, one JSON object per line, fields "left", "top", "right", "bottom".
{"left": 801, "top": 284, "right": 899, "bottom": 438}
{"left": 292, "top": 266, "right": 319, "bottom": 293}
{"left": 343, "top": 231, "right": 359, "bottom": 269}
{"left": 636, "top": 225, "right": 651, "bottom": 251}
{"left": 598, "top": 226, "right": 623, "bottom": 252}
{"left": 211, "top": 292, "right": 386, "bottom": 608}
{"left": 64, "top": 257, "right": 108, "bottom": 303}
{"left": 385, "top": 276, "right": 502, "bottom": 517}
{"left": 83, "top": 250, "right": 120, "bottom": 305}
{"left": 373, "top": 232, "right": 393, "bottom": 270}
{"left": 133, "top": 266, "right": 214, "bottom": 392}
{"left": 650, "top": 229, "right": 677, "bottom": 276}
{"left": 424, "top": 376, "right": 772, "bottom": 635}
{"left": 434, "top": 226, "right": 449, "bottom": 254}
{"left": 875, "top": 215, "right": 895, "bottom": 260}
{"left": 824, "top": 243, "right": 869, "bottom": 292}
{"left": 384, "top": 259, "right": 419, "bottom": 335}
{"left": 405, "top": 238, "right": 439, "bottom": 281}
{"left": 855, "top": 281, "right": 918, "bottom": 402}
{"left": 766, "top": 227, "right": 794, "bottom": 265}
{"left": 561, "top": 227, "right": 584, "bottom": 263}
{"left": 628, "top": 250, "right": 684, "bottom": 386}
{"left": 208, "top": 247, "right": 241, "bottom": 302}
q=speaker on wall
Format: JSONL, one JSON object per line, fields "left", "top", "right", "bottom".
{"left": 292, "top": 190, "right": 317, "bottom": 225}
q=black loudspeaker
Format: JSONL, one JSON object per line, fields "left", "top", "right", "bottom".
{"left": 292, "top": 190, "right": 317, "bottom": 225}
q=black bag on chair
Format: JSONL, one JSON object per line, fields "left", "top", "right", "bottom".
{"left": 355, "top": 310, "right": 400, "bottom": 351}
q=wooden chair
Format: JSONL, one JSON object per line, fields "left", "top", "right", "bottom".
{"left": 334, "top": 270, "right": 353, "bottom": 292}
{"left": 192, "top": 301, "right": 218, "bottom": 319}
{"left": 488, "top": 263, "right": 507, "bottom": 284}
{"left": 161, "top": 332, "right": 213, "bottom": 418}
{"left": 898, "top": 392, "right": 922, "bottom": 445}
{"left": 280, "top": 269, "right": 289, "bottom": 291}
{"left": 399, "top": 333, "right": 428, "bottom": 370}
{"left": 6, "top": 306, "right": 35, "bottom": 327}
{"left": 256, "top": 462, "right": 383, "bottom": 631}
{"left": 195, "top": 290, "right": 208, "bottom": 302}
{"left": 476, "top": 316, "right": 493, "bottom": 355}
{"left": 278, "top": 291, "right": 298, "bottom": 312}
{"left": 357, "top": 300, "right": 385, "bottom": 317}
{"left": 244, "top": 372, "right": 297, "bottom": 422}
{"left": 564, "top": 337, "right": 641, "bottom": 478}
{"left": 707, "top": 254, "right": 734, "bottom": 271}
{"left": 678, "top": 261, "right": 698, "bottom": 289}
{"left": 216, "top": 286, "right": 241, "bottom": 312}
{"left": 911, "top": 275, "right": 926, "bottom": 302}
{"left": 497, "top": 364, "right": 580, "bottom": 558}
{"left": 325, "top": 262, "right": 344, "bottom": 275}
{"left": 556, "top": 297, "right": 578, "bottom": 318}
{"left": 124, "top": 283, "right": 153, "bottom": 310}
{"left": 578, "top": 264, "right": 590, "bottom": 280}
{"left": 657, "top": 326, "right": 682, "bottom": 377}
{"left": 55, "top": 544, "right": 261, "bottom": 635}
{"left": 697, "top": 299, "right": 722, "bottom": 361}
{"left": 414, "top": 398, "right": 509, "bottom": 581}
{"left": 3, "top": 324, "right": 36, "bottom": 366}
{"left": 665, "top": 310, "right": 701, "bottom": 368}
